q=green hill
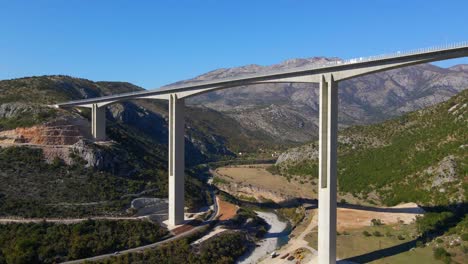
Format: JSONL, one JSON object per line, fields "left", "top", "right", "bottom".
{"left": 277, "top": 89, "right": 467, "bottom": 206}
{"left": 0, "top": 75, "right": 271, "bottom": 217}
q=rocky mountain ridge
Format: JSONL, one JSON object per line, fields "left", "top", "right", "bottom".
{"left": 174, "top": 58, "right": 468, "bottom": 142}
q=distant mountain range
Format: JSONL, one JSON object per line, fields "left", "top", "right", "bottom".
{"left": 1, "top": 57, "right": 467, "bottom": 149}
{"left": 174, "top": 58, "right": 468, "bottom": 142}
{"left": 0, "top": 56, "right": 467, "bottom": 215}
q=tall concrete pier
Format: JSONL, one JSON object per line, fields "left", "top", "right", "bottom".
{"left": 168, "top": 94, "right": 185, "bottom": 226}
{"left": 91, "top": 104, "right": 106, "bottom": 141}
{"left": 55, "top": 42, "right": 468, "bottom": 264}
{"left": 318, "top": 75, "right": 338, "bottom": 264}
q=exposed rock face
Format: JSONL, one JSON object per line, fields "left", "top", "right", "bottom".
{"left": 275, "top": 143, "right": 318, "bottom": 165}
{"left": 230, "top": 104, "right": 317, "bottom": 142}
{"left": 0, "top": 108, "right": 130, "bottom": 174}
{"left": 274, "top": 134, "right": 387, "bottom": 165}
{"left": 107, "top": 101, "right": 234, "bottom": 164}
{"left": 0, "top": 103, "right": 38, "bottom": 119}
{"left": 0, "top": 115, "right": 89, "bottom": 145}
{"left": 427, "top": 155, "right": 458, "bottom": 188}
{"left": 68, "top": 139, "right": 133, "bottom": 176}
{"left": 216, "top": 181, "right": 295, "bottom": 204}
{"left": 131, "top": 198, "right": 168, "bottom": 217}
{"left": 108, "top": 102, "right": 167, "bottom": 141}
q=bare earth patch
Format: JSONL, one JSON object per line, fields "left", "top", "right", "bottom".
{"left": 337, "top": 202, "right": 424, "bottom": 231}
{"left": 216, "top": 197, "right": 238, "bottom": 221}
{"left": 214, "top": 164, "right": 316, "bottom": 202}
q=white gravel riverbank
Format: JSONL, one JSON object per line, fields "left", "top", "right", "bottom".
{"left": 237, "top": 211, "right": 288, "bottom": 264}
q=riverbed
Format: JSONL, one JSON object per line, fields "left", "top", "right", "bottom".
{"left": 237, "top": 211, "right": 289, "bottom": 264}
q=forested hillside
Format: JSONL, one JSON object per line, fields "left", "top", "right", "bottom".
{"left": 0, "top": 75, "right": 249, "bottom": 217}
{"left": 276, "top": 89, "right": 468, "bottom": 206}
{"left": 0, "top": 220, "right": 167, "bottom": 263}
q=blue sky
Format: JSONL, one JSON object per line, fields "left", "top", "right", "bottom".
{"left": 1, "top": 0, "right": 467, "bottom": 89}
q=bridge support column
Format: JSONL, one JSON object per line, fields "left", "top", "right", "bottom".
{"left": 91, "top": 104, "right": 106, "bottom": 141}
{"left": 318, "top": 74, "right": 338, "bottom": 264}
{"left": 168, "top": 94, "right": 185, "bottom": 226}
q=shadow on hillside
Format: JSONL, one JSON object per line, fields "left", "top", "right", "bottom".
{"left": 343, "top": 240, "right": 417, "bottom": 263}
{"left": 233, "top": 197, "right": 318, "bottom": 210}
{"left": 235, "top": 196, "right": 426, "bottom": 215}
{"left": 337, "top": 203, "right": 424, "bottom": 214}
{"left": 341, "top": 202, "right": 467, "bottom": 263}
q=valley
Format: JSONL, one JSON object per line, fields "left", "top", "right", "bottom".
{"left": 2, "top": 2, "right": 468, "bottom": 263}
{"left": 213, "top": 164, "right": 316, "bottom": 203}
{"left": 210, "top": 164, "right": 431, "bottom": 263}
{"left": 0, "top": 72, "right": 466, "bottom": 263}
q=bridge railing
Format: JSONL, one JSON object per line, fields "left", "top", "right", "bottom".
{"left": 57, "top": 41, "right": 468, "bottom": 107}
{"left": 318, "top": 41, "right": 468, "bottom": 69}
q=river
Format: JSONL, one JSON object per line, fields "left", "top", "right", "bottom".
{"left": 237, "top": 211, "right": 290, "bottom": 264}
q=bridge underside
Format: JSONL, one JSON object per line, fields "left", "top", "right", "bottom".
{"left": 85, "top": 74, "right": 340, "bottom": 262}
{"left": 57, "top": 44, "right": 468, "bottom": 264}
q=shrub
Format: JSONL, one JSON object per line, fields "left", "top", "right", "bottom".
{"left": 433, "top": 247, "right": 451, "bottom": 262}
{"left": 362, "top": 231, "right": 372, "bottom": 237}
{"left": 372, "top": 231, "right": 383, "bottom": 237}
{"left": 397, "top": 235, "right": 405, "bottom": 240}
{"left": 212, "top": 176, "right": 228, "bottom": 185}
{"left": 461, "top": 245, "right": 468, "bottom": 254}
{"left": 436, "top": 238, "right": 444, "bottom": 243}
{"left": 371, "top": 218, "right": 383, "bottom": 226}
{"left": 461, "top": 233, "right": 468, "bottom": 241}
{"left": 416, "top": 212, "right": 454, "bottom": 236}
{"left": 416, "top": 241, "right": 424, "bottom": 248}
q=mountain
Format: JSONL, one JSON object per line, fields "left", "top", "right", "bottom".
{"left": 0, "top": 58, "right": 467, "bottom": 215}
{"left": 0, "top": 75, "right": 274, "bottom": 157}
{"left": 0, "top": 75, "right": 269, "bottom": 217}
{"left": 175, "top": 58, "right": 468, "bottom": 143}
{"left": 274, "top": 89, "right": 468, "bottom": 206}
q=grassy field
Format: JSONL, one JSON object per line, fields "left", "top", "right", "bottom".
{"left": 304, "top": 223, "right": 462, "bottom": 263}
{"left": 213, "top": 164, "right": 317, "bottom": 201}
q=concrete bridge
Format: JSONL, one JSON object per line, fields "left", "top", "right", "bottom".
{"left": 56, "top": 42, "right": 468, "bottom": 264}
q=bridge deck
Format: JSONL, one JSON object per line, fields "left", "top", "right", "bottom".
{"left": 56, "top": 42, "right": 468, "bottom": 107}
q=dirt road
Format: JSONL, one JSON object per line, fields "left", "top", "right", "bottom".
{"left": 0, "top": 216, "right": 147, "bottom": 224}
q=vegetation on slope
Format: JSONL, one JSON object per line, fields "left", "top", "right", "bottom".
{"left": 0, "top": 146, "right": 207, "bottom": 217}
{"left": 0, "top": 219, "right": 167, "bottom": 264}
{"left": 338, "top": 89, "right": 467, "bottom": 205}
{"left": 0, "top": 75, "right": 141, "bottom": 105}
{"left": 0, "top": 76, "right": 238, "bottom": 217}
{"left": 0, "top": 105, "right": 57, "bottom": 131}
{"left": 303, "top": 204, "right": 467, "bottom": 263}
{"left": 97, "top": 231, "right": 249, "bottom": 264}
{"left": 279, "top": 89, "right": 468, "bottom": 206}
{"left": 94, "top": 204, "right": 269, "bottom": 264}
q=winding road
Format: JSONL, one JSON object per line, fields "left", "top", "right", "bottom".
{"left": 60, "top": 188, "right": 219, "bottom": 264}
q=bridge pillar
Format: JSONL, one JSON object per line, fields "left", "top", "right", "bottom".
{"left": 168, "top": 94, "right": 185, "bottom": 226}
{"left": 318, "top": 74, "right": 338, "bottom": 264}
{"left": 91, "top": 104, "right": 106, "bottom": 141}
